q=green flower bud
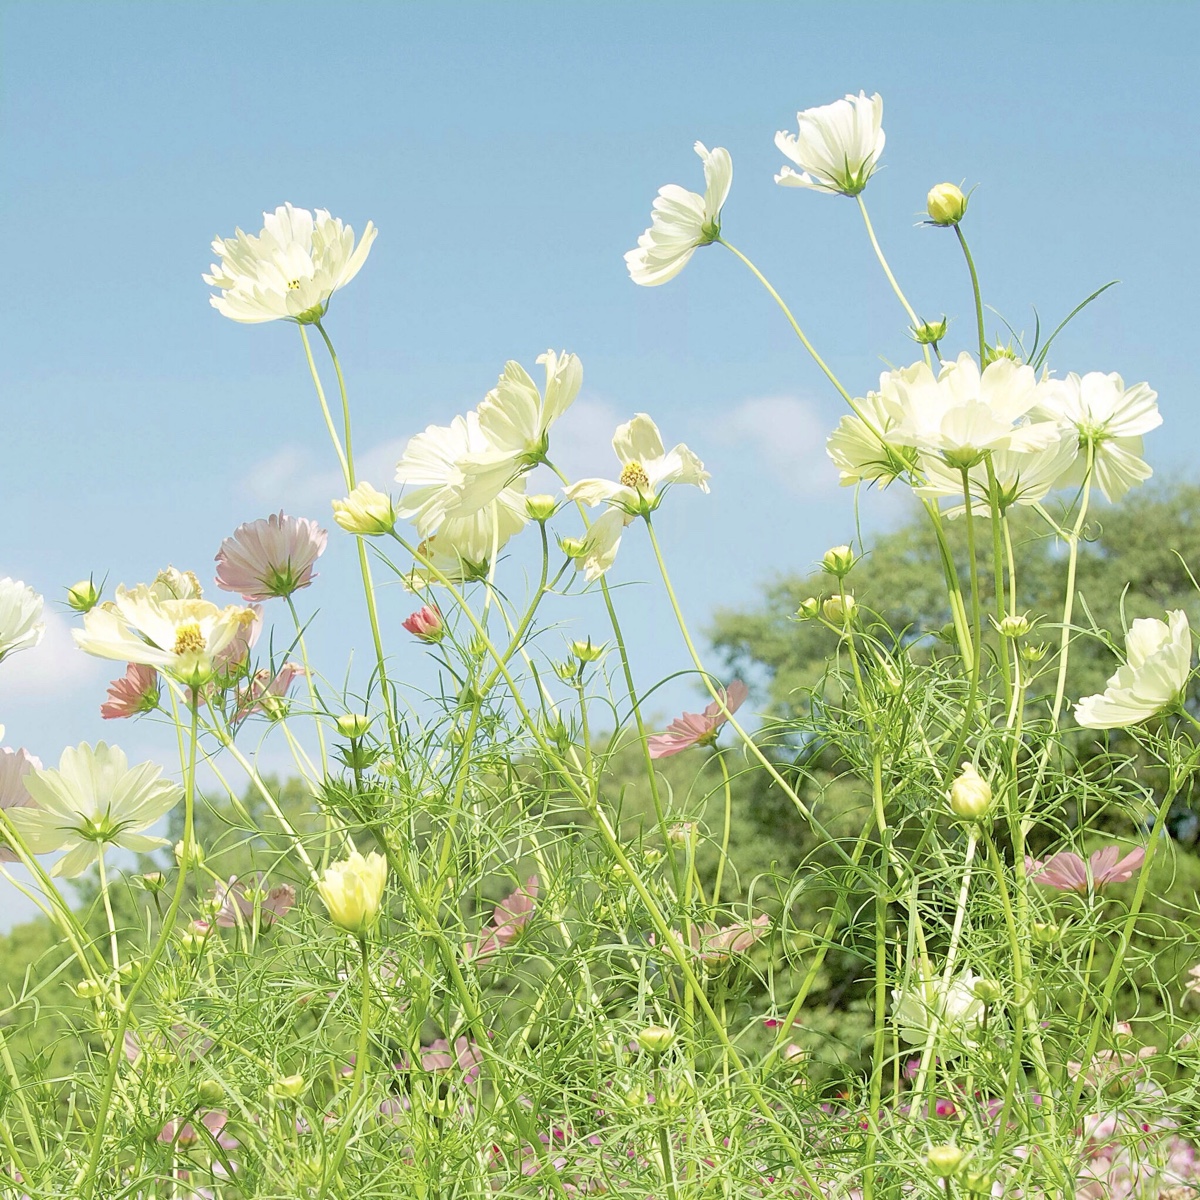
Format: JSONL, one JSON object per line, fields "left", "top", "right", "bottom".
{"left": 822, "top": 594, "right": 856, "bottom": 625}
{"left": 336, "top": 713, "right": 371, "bottom": 739}
{"left": 569, "top": 638, "right": 605, "bottom": 663}
{"left": 74, "top": 978, "right": 104, "bottom": 1001}
{"left": 927, "top": 1143, "right": 965, "bottom": 1178}
{"left": 636, "top": 1024, "right": 677, "bottom": 1055}
{"left": 926, "top": 183, "right": 968, "bottom": 226}
{"left": 197, "top": 1078, "right": 225, "bottom": 1105}
{"left": 949, "top": 763, "right": 993, "bottom": 820}
{"left": 997, "top": 612, "right": 1033, "bottom": 638}
{"left": 821, "top": 545, "right": 855, "bottom": 577}
{"left": 525, "top": 494, "right": 558, "bottom": 522}
{"left": 796, "top": 597, "right": 822, "bottom": 620}
{"left": 972, "top": 978, "right": 1002, "bottom": 1005}
{"left": 272, "top": 1072, "right": 306, "bottom": 1100}
{"left": 66, "top": 577, "right": 103, "bottom": 613}
{"left": 912, "top": 317, "right": 949, "bottom": 345}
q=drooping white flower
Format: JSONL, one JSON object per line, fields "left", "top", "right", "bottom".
{"left": 892, "top": 967, "right": 984, "bottom": 1049}
{"left": 403, "top": 491, "right": 530, "bottom": 590}
{"left": 395, "top": 412, "right": 526, "bottom": 538}
{"left": 1034, "top": 372, "right": 1161, "bottom": 502}
{"left": 774, "top": 92, "right": 885, "bottom": 196}
{"left": 565, "top": 414, "right": 710, "bottom": 517}
{"left": 881, "top": 353, "right": 1060, "bottom": 468}
{"left": 8, "top": 742, "right": 181, "bottom": 877}
{"left": 74, "top": 585, "right": 257, "bottom": 687}
{"left": 204, "top": 203, "right": 377, "bottom": 325}
{"left": 625, "top": 142, "right": 732, "bottom": 287}
{"left": 0, "top": 579, "right": 44, "bottom": 664}
{"left": 915, "top": 429, "right": 1079, "bottom": 515}
{"left": 475, "top": 350, "right": 583, "bottom": 466}
{"left": 562, "top": 509, "right": 631, "bottom": 583}
{"left": 825, "top": 392, "right": 915, "bottom": 488}
{"left": 1074, "top": 610, "right": 1192, "bottom": 730}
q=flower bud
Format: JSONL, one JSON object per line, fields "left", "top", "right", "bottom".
{"left": 402, "top": 605, "right": 444, "bottom": 644}
{"left": 197, "top": 1078, "right": 225, "bottom": 1104}
{"left": 139, "top": 871, "right": 166, "bottom": 894}
{"left": 949, "top": 763, "right": 993, "bottom": 820}
{"left": 997, "top": 613, "right": 1033, "bottom": 638}
{"left": 332, "top": 482, "right": 396, "bottom": 536}
{"left": 912, "top": 317, "right": 949, "bottom": 345}
{"left": 317, "top": 849, "right": 388, "bottom": 937}
{"left": 983, "top": 339, "right": 1021, "bottom": 366}
{"left": 1032, "top": 920, "right": 1061, "bottom": 945}
{"left": 964, "top": 1171, "right": 993, "bottom": 1195}
{"left": 623, "top": 1084, "right": 648, "bottom": 1108}
{"left": 927, "top": 1143, "right": 965, "bottom": 1178}
{"left": 821, "top": 545, "right": 855, "bottom": 577}
{"left": 553, "top": 659, "right": 581, "bottom": 684}
{"left": 822, "top": 594, "right": 856, "bottom": 625}
{"left": 1113, "top": 1020, "right": 1134, "bottom": 1043}
{"left": 666, "top": 822, "right": 694, "bottom": 848}
{"left": 559, "top": 535, "right": 585, "bottom": 559}
{"left": 782, "top": 1042, "right": 807, "bottom": 1067}
{"left": 175, "top": 840, "right": 203, "bottom": 867}
{"left": 569, "top": 638, "right": 605, "bottom": 663}
{"left": 525, "top": 494, "right": 558, "bottom": 522}
{"left": 1021, "top": 642, "right": 1049, "bottom": 663}
{"left": 336, "top": 713, "right": 371, "bottom": 739}
{"left": 796, "top": 597, "right": 822, "bottom": 620}
{"left": 972, "top": 977, "right": 1002, "bottom": 1005}
{"left": 272, "top": 1072, "right": 306, "bottom": 1100}
{"left": 66, "top": 578, "right": 102, "bottom": 613}
{"left": 926, "top": 183, "right": 968, "bottom": 226}
{"left": 74, "top": 978, "right": 104, "bottom": 1000}
{"left": 635, "top": 1025, "right": 676, "bottom": 1055}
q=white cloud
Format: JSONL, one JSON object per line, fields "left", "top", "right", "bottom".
{"left": 719, "top": 395, "right": 838, "bottom": 496}
{"left": 0, "top": 607, "right": 104, "bottom": 704}
{"left": 242, "top": 438, "right": 409, "bottom": 514}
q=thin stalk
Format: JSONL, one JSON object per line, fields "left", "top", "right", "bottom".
{"left": 954, "top": 224, "right": 987, "bottom": 362}
{"left": 286, "top": 594, "right": 329, "bottom": 777}
{"left": 856, "top": 195, "right": 932, "bottom": 368}
{"left": 95, "top": 854, "right": 123, "bottom": 1007}
{"left": 711, "top": 750, "right": 733, "bottom": 911}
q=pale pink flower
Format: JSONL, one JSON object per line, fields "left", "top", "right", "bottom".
{"left": 158, "top": 1109, "right": 235, "bottom": 1150}
{"left": 696, "top": 913, "right": 770, "bottom": 961}
{"left": 214, "top": 603, "right": 263, "bottom": 674}
{"left": 1183, "top": 963, "right": 1200, "bottom": 1002}
{"left": 466, "top": 876, "right": 538, "bottom": 962}
{"left": 647, "top": 680, "right": 749, "bottom": 758}
{"left": 0, "top": 747, "right": 40, "bottom": 862}
{"left": 214, "top": 512, "right": 327, "bottom": 601}
{"left": 125, "top": 1024, "right": 214, "bottom": 1063}
{"left": 234, "top": 662, "right": 306, "bottom": 719}
{"left": 1026, "top": 845, "right": 1146, "bottom": 893}
{"left": 397, "top": 1035, "right": 485, "bottom": 1085}
{"left": 100, "top": 663, "right": 160, "bottom": 720}
{"left": 213, "top": 873, "right": 296, "bottom": 928}
{"left": 402, "top": 604, "right": 445, "bottom": 643}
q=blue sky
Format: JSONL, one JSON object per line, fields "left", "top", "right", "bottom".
{"left": 1, "top": 2, "right": 1198, "bottom": 924}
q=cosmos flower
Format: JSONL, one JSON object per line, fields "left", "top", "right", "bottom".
{"left": 0, "top": 746, "right": 40, "bottom": 863}
{"left": 1074, "top": 610, "right": 1192, "bottom": 729}
{"left": 561, "top": 508, "right": 631, "bottom": 583}
{"left": 234, "top": 662, "right": 306, "bottom": 720}
{"left": 1026, "top": 845, "right": 1146, "bottom": 893}
{"left": 774, "top": 92, "right": 885, "bottom": 196}
{"left": 212, "top": 873, "right": 296, "bottom": 929}
{"left": 74, "top": 585, "right": 257, "bottom": 687}
{"left": 892, "top": 967, "right": 985, "bottom": 1048}
{"left": 149, "top": 566, "right": 204, "bottom": 601}
{"left": 332, "top": 482, "right": 397, "bottom": 536}
{"left": 475, "top": 350, "right": 583, "bottom": 468}
{"left": 1034, "top": 371, "right": 1161, "bottom": 502}
{"left": 402, "top": 491, "right": 530, "bottom": 590}
{"left": 0, "top": 578, "right": 44, "bottom": 664}
{"left": 318, "top": 848, "right": 387, "bottom": 936}
{"left": 100, "top": 663, "right": 161, "bottom": 720}
{"left": 826, "top": 392, "right": 915, "bottom": 488}
{"left": 881, "top": 354, "right": 1059, "bottom": 469}
{"left": 625, "top": 141, "right": 732, "bottom": 286}
{"left": 204, "top": 203, "right": 377, "bottom": 325}
{"left": 647, "top": 681, "right": 749, "bottom": 758}
{"left": 696, "top": 912, "right": 770, "bottom": 961}
{"left": 402, "top": 605, "right": 444, "bottom": 642}
{"left": 466, "top": 876, "right": 538, "bottom": 962}
{"left": 565, "top": 413, "right": 710, "bottom": 518}
{"left": 8, "top": 742, "right": 182, "bottom": 877}
{"left": 215, "top": 512, "right": 328, "bottom": 601}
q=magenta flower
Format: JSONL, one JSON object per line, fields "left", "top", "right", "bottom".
{"left": 0, "top": 746, "right": 40, "bottom": 862}
{"left": 100, "top": 663, "right": 160, "bottom": 720}
{"left": 403, "top": 604, "right": 445, "bottom": 643}
{"left": 466, "top": 876, "right": 538, "bottom": 962}
{"left": 234, "top": 662, "right": 306, "bottom": 719}
{"left": 213, "top": 873, "right": 296, "bottom": 928}
{"left": 214, "top": 512, "right": 327, "bottom": 601}
{"left": 647, "top": 680, "right": 749, "bottom": 759}
{"left": 1026, "top": 844, "right": 1146, "bottom": 893}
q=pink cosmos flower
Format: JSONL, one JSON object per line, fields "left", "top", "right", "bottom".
{"left": 1026, "top": 845, "right": 1146, "bottom": 893}
{"left": 158, "top": 1109, "right": 235, "bottom": 1150}
{"left": 100, "top": 663, "right": 160, "bottom": 719}
{"left": 396, "top": 1035, "right": 485, "bottom": 1086}
{"left": 212, "top": 873, "right": 296, "bottom": 928}
{"left": 403, "top": 604, "right": 444, "bottom": 643}
{"left": 647, "top": 681, "right": 749, "bottom": 758}
{"left": 0, "top": 747, "right": 40, "bottom": 862}
{"left": 695, "top": 913, "right": 770, "bottom": 961}
{"left": 1184, "top": 963, "right": 1200, "bottom": 1002}
{"left": 466, "top": 876, "right": 538, "bottom": 962}
{"left": 214, "top": 603, "right": 263, "bottom": 674}
{"left": 214, "top": 512, "right": 327, "bottom": 601}
{"left": 234, "top": 662, "right": 306, "bottom": 719}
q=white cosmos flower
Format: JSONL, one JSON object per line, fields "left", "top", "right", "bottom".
{"left": 625, "top": 142, "right": 732, "bottom": 287}
{"left": 8, "top": 742, "right": 181, "bottom": 877}
{"left": 1074, "top": 610, "right": 1192, "bottom": 730}
{"left": 204, "top": 203, "right": 377, "bottom": 325}
{"left": 403, "top": 492, "right": 529, "bottom": 590}
{"left": 881, "top": 353, "right": 1060, "bottom": 469}
{"left": 74, "top": 585, "right": 256, "bottom": 687}
{"left": 826, "top": 392, "right": 915, "bottom": 488}
{"left": 0, "top": 579, "right": 45, "bottom": 664}
{"left": 563, "top": 509, "right": 632, "bottom": 583}
{"left": 1033, "top": 372, "right": 1161, "bottom": 502}
{"left": 892, "top": 967, "right": 984, "bottom": 1049}
{"left": 565, "top": 414, "right": 710, "bottom": 518}
{"left": 775, "top": 92, "right": 885, "bottom": 196}
{"left": 915, "top": 429, "right": 1079, "bottom": 516}
{"left": 395, "top": 411, "right": 525, "bottom": 538}
{"left": 0, "top": 746, "right": 40, "bottom": 864}
{"left": 475, "top": 350, "right": 583, "bottom": 466}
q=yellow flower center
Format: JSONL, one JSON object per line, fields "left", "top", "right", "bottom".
{"left": 619, "top": 462, "right": 651, "bottom": 492}
{"left": 287, "top": 278, "right": 302, "bottom": 290}
{"left": 172, "top": 623, "right": 206, "bottom": 656}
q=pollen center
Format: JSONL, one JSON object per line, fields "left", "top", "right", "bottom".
{"left": 287, "top": 278, "right": 302, "bottom": 291}
{"left": 172, "top": 623, "right": 206, "bottom": 656}
{"left": 619, "top": 462, "right": 650, "bottom": 491}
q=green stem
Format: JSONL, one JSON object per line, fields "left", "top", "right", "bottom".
{"left": 286, "top": 595, "right": 329, "bottom": 779}
{"left": 954, "top": 224, "right": 987, "bottom": 362}
{"left": 711, "top": 750, "right": 733, "bottom": 911}
{"left": 856, "top": 195, "right": 931, "bottom": 368}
